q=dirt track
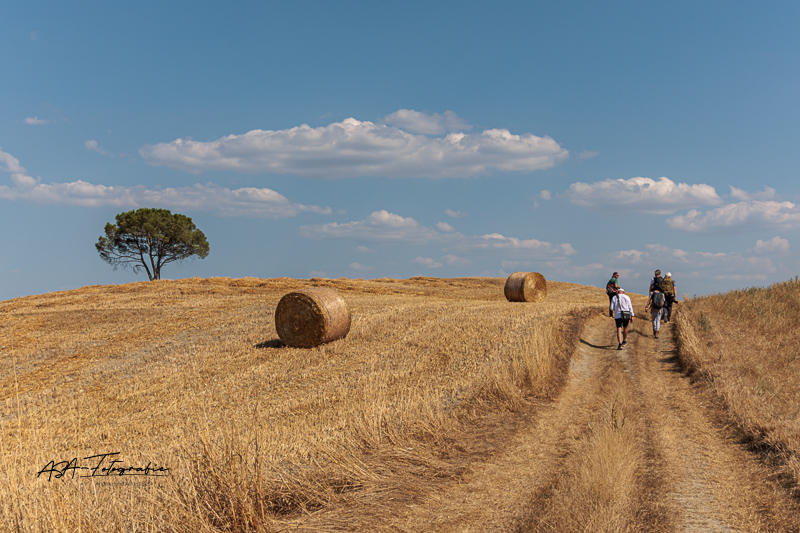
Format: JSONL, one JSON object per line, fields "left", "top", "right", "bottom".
{"left": 380, "top": 314, "right": 800, "bottom": 532}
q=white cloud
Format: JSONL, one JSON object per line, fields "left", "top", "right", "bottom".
{"left": 503, "top": 261, "right": 605, "bottom": 280}
{"left": 753, "top": 236, "right": 789, "bottom": 254}
{"left": 300, "top": 210, "right": 575, "bottom": 262}
{"left": 579, "top": 150, "right": 599, "bottom": 160}
{"left": 85, "top": 140, "right": 113, "bottom": 157}
{"left": 383, "top": 109, "right": 471, "bottom": 135}
{"left": 539, "top": 190, "right": 552, "bottom": 200}
{"left": 349, "top": 262, "right": 371, "bottom": 271}
{"left": 667, "top": 201, "right": 800, "bottom": 233}
{"left": 729, "top": 185, "right": 776, "bottom": 201}
{"left": 436, "top": 221, "right": 455, "bottom": 232}
{"left": 0, "top": 148, "right": 329, "bottom": 218}
{"left": 445, "top": 209, "right": 467, "bottom": 218}
{"left": 471, "top": 233, "right": 576, "bottom": 256}
{"left": 414, "top": 257, "right": 444, "bottom": 268}
{"left": 605, "top": 242, "right": 784, "bottom": 294}
{"left": 140, "top": 113, "right": 569, "bottom": 179}
{"left": 564, "top": 176, "right": 722, "bottom": 214}
{"left": 443, "top": 254, "right": 470, "bottom": 267}
{"left": 414, "top": 254, "right": 470, "bottom": 269}
{"left": 300, "top": 210, "right": 446, "bottom": 243}
{"left": 0, "top": 149, "right": 26, "bottom": 174}
{"left": 24, "top": 117, "right": 49, "bottom": 125}
{"left": 615, "top": 249, "right": 645, "bottom": 264}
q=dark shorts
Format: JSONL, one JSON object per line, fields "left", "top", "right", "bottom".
{"left": 615, "top": 317, "right": 630, "bottom": 328}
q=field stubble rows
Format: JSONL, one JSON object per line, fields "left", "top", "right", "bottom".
{"left": 0, "top": 276, "right": 592, "bottom": 531}
{"left": 2, "top": 276, "right": 799, "bottom": 531}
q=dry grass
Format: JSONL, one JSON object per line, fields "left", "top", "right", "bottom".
{"left": 0, "top": 276, "right": 602, "bottom": 531}
{"left": 674, "top": 276, "right": 800, "bottom": 497}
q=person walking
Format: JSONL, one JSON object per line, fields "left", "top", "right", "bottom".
{"left": 649, "top": 269, "right": 663, "bottom": 294}
{"left": 660, "top": 272, "right": 678, "bottom": 322}
{"left": 644, "top": 288, "right": 666, "bottom": 338}
{"left": 606, "top": 272, "right": 620, "bottom": 317}
{"left": 610, "top": 288, "right": 634, "bottom": 349}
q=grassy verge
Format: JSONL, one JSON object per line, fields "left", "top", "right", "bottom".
{"left": 674, "top": 277, "right": 800, "bottom": 497}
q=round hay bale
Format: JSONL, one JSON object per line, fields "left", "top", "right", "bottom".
{"left": 275, "top": 287, "right": 351, "bottom": 348}
{"left": 504, "top": 272, "right": 547, "bottom": 303}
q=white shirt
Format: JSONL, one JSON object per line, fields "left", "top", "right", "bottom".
{"left": 610, "top": 293, "right": 635, "bottom": 319}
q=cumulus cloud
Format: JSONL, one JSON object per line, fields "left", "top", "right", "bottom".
{"left": 443, "top": 254, "right": 470, "bottom": 267}
{"left": 615, "top": 249, "right": 645, "bottom": 264}
{"left": 414, "top": 254, "right": 470, "bottom": 269}
{"left": 140, "top": 112, "right": 569, "bottom": 179}
{"left": 753, "top": 236, "right": 789, "bottom": 254}
{"left": 383, "top": 109, "right": 470, "bottom": 135}
{"left": 0, "top": 148, "right": 329, "bottom": 217}
{"left": 471, "top": 233, "right": 576, "bottom": 256}
{"left": 24, "top": 117, "right": 49, "bottom": 125}
{"left": 0, "top": 149, "right": 26, "bottom": 174}
{"left": 300, "top": 210, "right": 575, "bottom": 262}
{"left": 604, "top": 242, "right": 788, "bottom": 293}
{"left": 729, "top": 185, "right": 776, "bottom": 201}
{"left": 85, "top": 140, "right": 113, "bottom": 156}
{"left": 414, "top": 256, "right": 444, "bottom": 268}
{"left": 445, "top": 209, "right": 467, "bottom": 218}
{"left": 564, "top": 177, "right": 722, "bottom": 214}
{"left": 436, "top": 221, "right": 455, "bottom": 232}
{"left": 667, "top": 201, "right": 800, "bottom": 233}
{"left": 300, "top": 210, "right": 446, "bottom": 243}
{"left": 579, "top": 150, "right": 599, "bottom": 160}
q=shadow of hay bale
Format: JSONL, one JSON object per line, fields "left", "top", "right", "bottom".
{"left": 254, "top": 339, "right": 286, "bottom": 349}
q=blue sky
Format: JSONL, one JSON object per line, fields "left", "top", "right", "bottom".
{"left": 2, "top": 1, "right": 799, "bottom": 301}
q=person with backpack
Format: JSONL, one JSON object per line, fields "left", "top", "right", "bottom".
{"left": 606, "top": 272, "right": 620, "bottom": 317}
{"left": 608, "top": 287, "right": 634, "bottom": 350}
{"left": 649, "top": 269, "right": 663, "bottom": 294}
{"left": 610, "top": 288, "right": 634, "bottom": 349}
{"left": 644, "top": 287, "right": 666, "bottom": 338}
{"left": 660, "top": 272, "right": 678, "bottom": 322}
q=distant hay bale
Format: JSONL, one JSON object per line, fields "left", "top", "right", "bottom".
{"left": 275, "top": 287, "right": 351, "bottom": 348}
{"left": 504, "top": 272, "right": 547, "bottom": 303}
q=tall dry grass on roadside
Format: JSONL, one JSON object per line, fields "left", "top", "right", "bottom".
{"left": 0, "top": 276, "right": 602, "bottom": 531}
{"left": 674, "top": 276, "right": 800, "bottom": 496}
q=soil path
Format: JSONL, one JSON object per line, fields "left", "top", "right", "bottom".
{"left": 382, "top": 314, "right": 800, "bottom": 532}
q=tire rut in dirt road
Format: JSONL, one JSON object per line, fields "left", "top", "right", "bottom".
{"left": 391, "top": 315, "right": 623, "bottom": 532}
{"left": 630, "top": 319, "right": 800, "bottom": 532}
{"left": 397, "top": 315, "right": 800, "bottom": 532}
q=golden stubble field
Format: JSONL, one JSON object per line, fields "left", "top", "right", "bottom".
{"left": 0, "top": 276, "right": 601, "bottom": 532}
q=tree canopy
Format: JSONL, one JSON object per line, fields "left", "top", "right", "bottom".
{"left": 96, "top": 208, "right": 210, "bottom": 281}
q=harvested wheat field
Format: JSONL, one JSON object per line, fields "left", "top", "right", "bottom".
{"left": 1, "top": 276, "right": 799, "bottom": 532}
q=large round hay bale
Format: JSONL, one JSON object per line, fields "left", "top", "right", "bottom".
{"left": 275, "top": 287, "right": 351, "bottom": 348}
{"left": 504, "top": 272, "right": 547, "bottom": 302}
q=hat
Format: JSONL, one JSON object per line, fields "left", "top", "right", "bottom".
{"left": 665, "top": 272, "right": 671, "bottom": 277}
{"left": 618, "top": 288, "right": 625, "bottom": 293}
{"left": 655, "top": 269, "right": 661, "bottom": 275}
